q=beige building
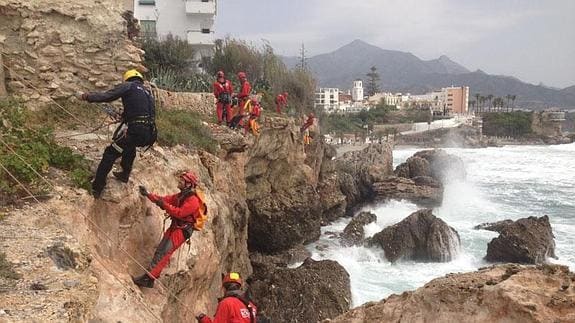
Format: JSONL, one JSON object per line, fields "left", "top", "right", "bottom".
{"left": 444, "top": 86, "right": 469, "bottom": 114}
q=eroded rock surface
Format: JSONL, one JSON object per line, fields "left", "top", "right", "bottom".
{"left": 340, "top": 212, "right": 377, "bottom": 247}
{"left": 250, "top": 258, "right": 351, "bottom": 323}
{"left": 485, "top": 215, "right": 556, "bottom": 264}
{"left": 326, "top": 264, "right": 575, "bottom": 323}
{"left": 368, "top": 209, "right": 460, "bottom": 262}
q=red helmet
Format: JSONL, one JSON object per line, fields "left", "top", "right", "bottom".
{"left": 216, "top": 71, "right": 224, "bottom": 78}
{"left": 180, "top": 171, "right": 198, "bottom": 187}
{"left": 237, "top": 72, "right": 246, "bottom": 80}
{"left": 222, "top": 272, "right": 242, "bottom": 287}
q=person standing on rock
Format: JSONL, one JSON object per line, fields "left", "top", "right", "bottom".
{"left": 275, "top": 92, "right": 288, "bottom": 114}
{"left": 236, "top": 71, "right": 251, "bottom": 126}
{"left": 133, "top": 171, "right": 207, "bottom": 288}
{"left": 196, "top": 272, "right": 258, "bottom": 323}
{"left": 79, "top": 69, "right": 157, "bottom": 198}
{"left": 213, "top": 70, "right": 233, "bottom": 125}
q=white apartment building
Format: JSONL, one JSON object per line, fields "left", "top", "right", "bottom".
{"left": 368, "top": 92, "right": 405, "bottom": 108}
{"left": 131, "top": 0, "right": 217, "bottom": 66}
{"left": 315, "top": 88, "right": 340, "bottom": 114}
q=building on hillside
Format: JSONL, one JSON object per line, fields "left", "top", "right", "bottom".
{"left": 371, "top": 86, "right": 469, "bottom": 115}
{"left": 368, "top": 92, "right": 405, "bottom": 109}
{"left": 315, "top": 88, "right": 341, "bottom": 114}
{"left": 352, "top": 80, "right": 363, "bottom": 102}
{"left": 129, "top": 0, "right": 217, "bottom": 69}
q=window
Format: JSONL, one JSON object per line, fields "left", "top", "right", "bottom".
{"left": 202, "top": 0, "right": 210, "bottom": 2}
{"left": 140, "top": 20, "right": 157, "bottom": 38}
{"left": 139, "top": 0, "right": 155, "bottom": 5}
{"left": 201, "top": 28, "right": 211, "bottom": 34}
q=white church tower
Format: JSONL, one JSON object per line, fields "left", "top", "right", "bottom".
{"left": 352, "top": 79, "right": 363, "bottom": 102}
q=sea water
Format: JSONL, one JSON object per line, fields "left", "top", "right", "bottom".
{"left": 307, "top": 143, "right": 575, "bottom": 306}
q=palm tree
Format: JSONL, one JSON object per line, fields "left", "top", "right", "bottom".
{"left": 474, "top": 93, "right": 481, "bottom": 113}
{"left": 469, "top": 100, "right": 476, "bottom": 113}
{"left": 510, "top": 95, "right": 516, "bottom": 111}
{"left": 506, "top": 94, "right": 512, "bottom": 112}
{"left": 486, "top": 94, "right": 494, "bottom": 112}
{"left": 479, "top": 96, "right": 486, "bottom": 113}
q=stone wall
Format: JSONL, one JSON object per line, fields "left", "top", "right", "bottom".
{"left": 532, "top": 110, "right": 565, "bottom": 137}
{"left": 153, "top": 87, "right": 215, "bottom": 117}
{"left": 0, "top": 0, "right": 144, "bottom": 105}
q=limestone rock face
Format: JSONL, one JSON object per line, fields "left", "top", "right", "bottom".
{"left": 0, "top": 142, "right": 252, "bottom": 322}
{"left": 373, "top": 176, "right": 443, "bottom": 205}
{"left": 246, "top": 117, "right": 322, "bottom": 253}
{"left": 326, "top": 264, "right": 575, "bottom": 323}
{"left": 485, "top": 215, "right": 556, "bottom": 264}
{"left": 369, "top": 209, "right": 460, "bottom": 262}
{"left": 0, "top": 0, "right": 144, "bottom": 105}
{"left": 335, "top": 143, "right": 393, "bottom": 214}
{"left": 250, "top": 258, "right": 351, "bottom": 323}
{"left": 316, "top": 143, "right": 347, "bottom": 222}
{"left": 340, "top": 212, "right": 377, "bottom": 247}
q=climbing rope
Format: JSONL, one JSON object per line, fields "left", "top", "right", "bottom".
{"left": 0, "top": 160, "right": 163, "bottom": 322}
{"left": 0, "top": 87, "right": 198, "bottom": 318}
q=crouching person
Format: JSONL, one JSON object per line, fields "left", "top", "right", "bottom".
{"left": 132, "top": 171, "right": 207, "bottom": 288}
{"left": 196, "top": 272, "right": 258, "bottom": 323}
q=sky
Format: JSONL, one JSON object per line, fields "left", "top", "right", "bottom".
{"left": 215, "top": 0, "right": 575, "bottom": 89}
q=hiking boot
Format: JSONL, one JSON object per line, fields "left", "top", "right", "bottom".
{"left": 91, "top": 188, "right": 103, "bottom": 199}
{"left": 132, "top": 274, "right": 154, "bottom": 288}
{"left": 112, "top": 171, "right": 129, "bottom": 183}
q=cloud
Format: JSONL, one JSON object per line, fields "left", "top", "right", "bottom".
{"left": 215, "top": 0, "right": 575, "bottom": 87}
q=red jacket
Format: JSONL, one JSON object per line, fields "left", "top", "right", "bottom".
{"left": 275, "top": 94, "right": 287, "bottom": 105}
{"left": 199, "top": 293, "right": 257, "bottom": 323}
{"left": 213, "top": 80, "right": 233, "bottom": 101}
{"left": 148, "top": 192, "right": 200, "bottom": 225}
{"left": 237, "top": 80, "right": 251, "bottom": 100}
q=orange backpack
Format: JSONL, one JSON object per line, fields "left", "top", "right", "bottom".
{"left": 193, "top": 189, "right": 208, "bottom": 230}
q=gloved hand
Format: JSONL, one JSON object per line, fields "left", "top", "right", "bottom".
{"left": 138, "top": 185, "right": 149, "bottom": 197}
{"left": 155, "top": 199, "right": 165, "bottom": 210}
{"left": 195, "top": 313, "right": 206, "bottom": 322}
{"left": 77, "top": 92, "right": 88, "bottom": 101}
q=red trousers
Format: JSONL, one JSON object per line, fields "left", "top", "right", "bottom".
{"left": 148, "top": 226, "right": 190, "bottom": 278}
{"left": 216, "top": 102, "right": 232, "bottom": 125}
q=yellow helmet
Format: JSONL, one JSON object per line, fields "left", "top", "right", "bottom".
{"left": 123, "top": 69, "right": 143, "bottom": 81}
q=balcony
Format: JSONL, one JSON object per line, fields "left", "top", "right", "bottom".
{"left": 187, "top": 30, "right": 215, "bottom": 46}
{"left": 185, "top": 0, "right": 216, "bottom": 15}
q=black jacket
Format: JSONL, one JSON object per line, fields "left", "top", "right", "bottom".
{"left": 86, "top": 80, "right": 155, "bottom": 123}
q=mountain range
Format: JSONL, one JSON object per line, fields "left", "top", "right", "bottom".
{"left": 282, "top": 40, "right": 575, "bottom": 109}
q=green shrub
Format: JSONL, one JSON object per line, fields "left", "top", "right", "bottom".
{"left": 0, "top": 99, "right": 92, "bottom": 199}
{"left": 156, "top": 109, "right": 217, "bottom": 153}
{"left": 483, "top": 112, "right": 533, "bottom": 137}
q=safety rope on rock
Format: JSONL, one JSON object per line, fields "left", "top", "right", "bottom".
{"left": 0, "top": 133, "right": 196, "bottom": 317}
{"left": 0, "top": 160, "right": 163, "bottom": 322}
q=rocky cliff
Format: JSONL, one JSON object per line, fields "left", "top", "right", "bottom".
{"left": 326, "top": 264, "right": 575, "bottom": 323}
{"left": 0, "top": 137, "right": 253, "bottom": 321}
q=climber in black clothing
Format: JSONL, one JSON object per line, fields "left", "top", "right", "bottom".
{"left": 79, "top": 69, "right": 157, "bottom": 198}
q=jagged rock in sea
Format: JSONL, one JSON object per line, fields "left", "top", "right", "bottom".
{"left": 335, "top": 143, "right": 394, "bottom": 215}
{"left": 485, "top": 215, "right": 556, "bottom": 264}
{"left": 246, "top": 117, "right": 323, "bottom": 253}
{"left": 325, "top": 264, "right": 575, "bottom": 323}
{"left": 340, "top": 212, "right": 377, "bottom": 247}
{"left": 315, "top": 143, "right": 347, "bottom": 222}
{"left": 395, "top": 149, "right": 466, "bottom": 184}
{"left": 474, "top": 219, "right": 515, "bottom": 233}
{"left": 372, "top": 176, "right": 443, "bottom": 205}
{"left": 368, "top": 209, "right": 460, "bottom": 262}
{"left": 249, "top": 258, "right": 351, "bottom": 323}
